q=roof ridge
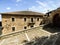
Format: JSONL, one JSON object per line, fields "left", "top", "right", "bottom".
{"left": 1, "top": 11, "right": 44, "bottom": 15}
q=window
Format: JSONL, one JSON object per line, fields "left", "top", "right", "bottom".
{"left": 12, "top": 27, "right": 15, "bottom": 31}
{"left": 12, "top": 18, "right": 15, "bottom": 22}
{"left": 37, "top": 18, "right": 39, "bottom": 21}
{"left": 31, "top": 25, "right": 34, "bottom": 28}
{"left": 24, "top": 26, "right": 27, "bottom": 29}
{"left": 31, "top": 18, "right": 33, "bottom": 22}
{"left": 24, "top": 18, "right": 26, "bottom": 22}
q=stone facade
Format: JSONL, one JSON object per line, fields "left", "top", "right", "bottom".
{"left": 1, "top": 11, "right": 44, "bottom": 35}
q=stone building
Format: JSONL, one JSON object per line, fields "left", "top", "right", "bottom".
{"left": 45, "top": 7, "right": 60, "bottom": 27}
{"left": 0, "top": 11, "right": 44, "bottom": 35}
{"left": 0, "top": 21, "right": 2, "bottom": 35}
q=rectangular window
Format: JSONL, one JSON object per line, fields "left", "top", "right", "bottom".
{"left": 12, "top": 27, "right": 15, "bottom": 31}
{"left": 24, "top": 18, "right": 26, "bottom": 22}
{"left": 37, "top": 18, "right": 39, "bottom": 21}
{"left": 31, "top": 18, "right": 33, "bottom": 22}
{"left": 12, "top": 18, "right": 15, "bottom": 22}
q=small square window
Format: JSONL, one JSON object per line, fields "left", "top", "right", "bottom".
{"left": 5, "top": 20, "right": 7, "bottom": 22}
{"left": 12, "top": 18, "right": 15, "bottom": 22}
{"left": 31, "top": 25, "right": 34, "bottom": 28}
{"left": 24, "top": 26, "right": 27, "bottom": 29}
{"left": 12, "top": 27, "right": 15, "bottom": 31}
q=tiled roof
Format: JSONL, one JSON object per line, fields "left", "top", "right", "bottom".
{"left": 1, "top": 11, "right": 44, "bottom": 16}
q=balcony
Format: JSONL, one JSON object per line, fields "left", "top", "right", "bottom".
{"left": 27, "top": 20, "right": 35, "bottom": 26}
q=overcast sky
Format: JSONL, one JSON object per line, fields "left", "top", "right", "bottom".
{"left": 0, "top": 0, "right": 60, "bottom": 21}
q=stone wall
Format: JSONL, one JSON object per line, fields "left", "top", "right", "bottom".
{"left": 44, "top": 8, "right": 60, "bottom": 27}
{"left": 2, "top": 15, "right": 43, "bottom": 35}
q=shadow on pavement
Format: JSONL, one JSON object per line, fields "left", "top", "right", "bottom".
{"left": 43, "top": 23, "right": 60, "bottom": 33}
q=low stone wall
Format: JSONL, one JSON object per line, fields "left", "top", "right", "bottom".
{"left": 0, "top": 26, "right": 51, "bottom": 45}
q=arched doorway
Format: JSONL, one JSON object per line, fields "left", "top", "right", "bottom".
{"left": 53, "top": 14, "right": 60, "bottom": 27}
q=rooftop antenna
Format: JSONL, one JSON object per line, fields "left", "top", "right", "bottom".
{"left": 47, "top": 10, "right": 49, "bottom": 12}
{"left": 47, "top": 10, "right": 50, "bottom": 17}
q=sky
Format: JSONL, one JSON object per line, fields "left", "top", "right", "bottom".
{"left": 0, "top": 0, "right": 60, "bottom": 21}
